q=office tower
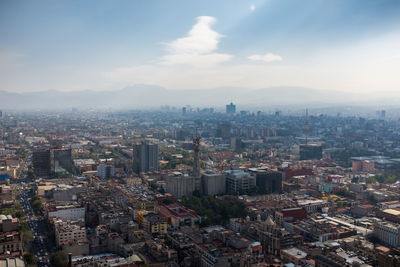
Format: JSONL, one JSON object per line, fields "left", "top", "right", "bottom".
{"left": 0, "top": 110, "right": 2, "bottom": 118}
{"left": 250, "top": 168, "right": 283, "bottom": 194}
{"left": 226, "top": 102, "right": 236, "bottom": 114}
{"left": 97, "top": 163, "right": 115, "bottom": 179}
{"left": 53, "top": 148, "right": 73, "bottom": 173}
{"left": 133, "top": 141, "right": 159, "bottom": 174}
{"left": 201, "top": 171, "right": 226, "bottom": 195}
{"left": 182, "top": 107, "right": 187, "bottom": 116}
{"left": 299, "top": 144, "right": 322, "bottom": 160}
{"left": 33, "top": 149, "right": 52, "bottom": 177}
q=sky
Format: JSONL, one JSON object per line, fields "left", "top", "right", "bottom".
{"left": 1, "top": 0, "right": 400, "bottom": 93}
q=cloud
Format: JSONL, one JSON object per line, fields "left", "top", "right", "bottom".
{"left": 160, "top": 16, "right": 232, "bottom": 66}
{"left": 250, "top": 4, "right": 255, "bottom": 12}
{"left": 248, "top": 53, "right": 282, "bottom": 62}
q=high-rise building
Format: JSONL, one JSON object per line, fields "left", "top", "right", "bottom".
{"left": 374, "top": 221, "right": 400, "bottom": 247}
{"left": 166, "top": 172, "right": 195, "bottom": 199}
{"left": 299, "top": 144, "right": 322, "bottom": 160}
{"left": 33, "top": 147, "right": 74, "bottom": 177}
{"left": 133, "top": 141, "right": 159, "bottom": 174}
{"left": 249, "top": 168, "right": 283, "bottom": 194}
{"left": 53, "top": 148, "right": 73, "bottom": 173}
{"left": 225, "top": 169, "right": 255, "bottom": 194}
{"left": 217, "top": 122, "right": 231, "bottom": 139}
{"left": 33, "top": 149, "right": 52, "bottom": 177}
{"left": 201, "top": 171, "right": 226, "bottom": 195}
{"left": 226, "top": 102, "right": 236, "bottom": 114}
{"left": 192, "top": 136, "right": 201, "bottom": 192}
{"left": 97, "top": 163, "right": 115, "bottom": 179}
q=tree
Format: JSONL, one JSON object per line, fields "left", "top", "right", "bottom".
{"left": 50, "top": 251, "right": 68, "bottom": 267}
{"left": 23, "top": 252, "right": 36, "bottom": 265}
{"left": 32, "top": 199, "right": 42, "bottom": 211}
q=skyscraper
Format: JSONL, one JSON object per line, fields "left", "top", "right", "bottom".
{"left": 133, "top": 141, "right": 159, "bottom": 174}
{"left": 226, "top": 102, "right": 236, "bottom": 114}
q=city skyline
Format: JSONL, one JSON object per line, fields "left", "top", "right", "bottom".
{"left": 1, "top": 0, "right": 400, "bottom": 95}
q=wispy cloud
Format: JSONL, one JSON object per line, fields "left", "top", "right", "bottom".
{"left": 248, "top": 53, "right": 282, "bottom": 62}
{"left": 160, "top": 16, "right": 232, "bottom": 67}
{"left": 250, "top": 4, "right": 255, "bottom": 12}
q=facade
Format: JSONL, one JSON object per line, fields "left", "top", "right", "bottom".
{"left": 0, "top": 215, "right": 19, "bottom": 232}
{"left": 226, "top": 102, "right": 236, "bottom": 114}
{"left": 142, "top": 214, "right": 167, "bottom": 234}
{"left": 352, "top": 160, "right": 375, "bottom": 172}
{"left": 166, "top": 172, "right": 195, "bottom": 199}
{"left": 48, "top": 205, "right": 85, "bottom": 221}
{"left": 33, "top": 147, "right": 74, "bottom": 177}
{"left": 374, "top": 221, "right": 400, "bottom": 247}
{"left": 97, "top": 163, "right": 115, "bottom": 179}
{"left": 54, "top": 218, "right": 86, "bottom": 246}
{"left": 0, "top": 231, "right": 22, "bottom": 256}
{"left": 225, "top": 170, "right": 255, "bottom": 194}
{"left": 299, "top": 144, "right": 323, "bottom": 160}
{"left": 52, "top": 148, "right": 73, "bottom": 173}
{"left": 132, "top": 141, "right": 159, "bottom": 174}
{"left": 33, "top": 149, "right": 52, "bottom": 177}
{"left": 201, "top": 172, "right": 226, "bottom": 195}
{"left": 250, "top": 168, "right": 283, "bottom": 194}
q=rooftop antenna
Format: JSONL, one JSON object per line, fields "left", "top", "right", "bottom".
{"left": 305, "top": 108, "right": 309, "bottom": 145}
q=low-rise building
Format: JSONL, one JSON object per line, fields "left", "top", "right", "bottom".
{"left": 143, "top": 214, "right": 167, "bottom": 234}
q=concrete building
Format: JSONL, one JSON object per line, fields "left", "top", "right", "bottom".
{"left": 0, "top": 215, "right": 19, "bottom": 232}
{"left": 0, "top": 231, "right": 22, "bottom": 256}
{"left": 48, "top": 205, "right": 85, "bottom": 221}
{"left": 53, "top": 218, "right": 87, "bottom": 247}
{"left": 281, "top": 247, "right": 307, "bottom": 265}
{"left": 97, "top": 163, "right": 115, "bottom": 179}
{"left": 0, "top": 185, "right": 13, "bottom": 206}
{"left": 201, "top": 171, "right": 226, "bottom": 195}
{"left": 374, "top": 221, "right": 400, "bottom": 247}
{"left": 225, "top": 169, "right": 255, "bottom": 194}
{"left": 166, "top": 172, "right": 195, "bottom": 199}
{"left": 142, "top": 214, "right": 167, "bottom": 234}
{"left": 133, "top": 141, "right": 159, "bottom": 174}
{"left": 352, "top": 160, "right": 375, "bottom": 172}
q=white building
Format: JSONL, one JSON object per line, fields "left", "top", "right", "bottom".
{"left": 374, "top": 221, "right": 400, "bottom": 247}
{"left": 48, "top": 205, "right": 85, "bottom": 221}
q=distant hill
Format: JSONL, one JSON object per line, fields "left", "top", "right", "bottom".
{"left": 0, "top": 85, "right": 398, "bottom": 110}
